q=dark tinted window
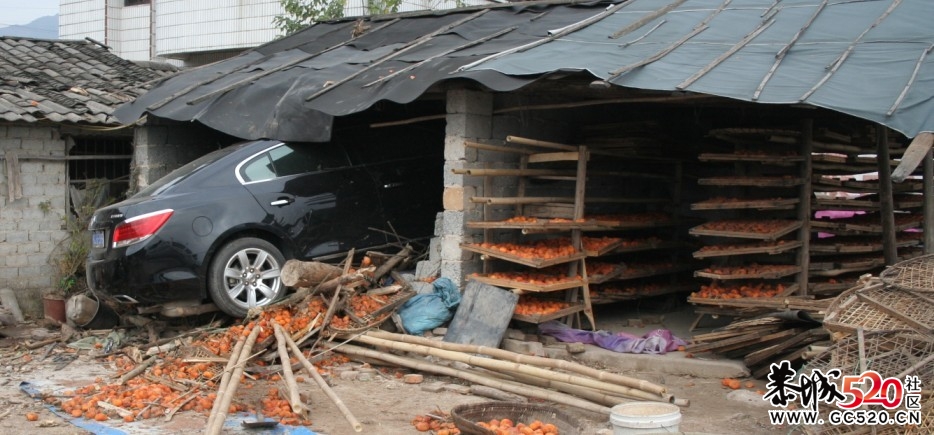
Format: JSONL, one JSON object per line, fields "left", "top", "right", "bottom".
{"left": 240, "top": 143, "right": 348, "bottom": 182}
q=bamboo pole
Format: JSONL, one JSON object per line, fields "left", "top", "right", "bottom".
{"left": 363, "top": 330, "right": 667, "bottom": 396}
{"left": 350, "top": 333, "right": 671, "bottom": 403}
{"left": 118, "top": 356, "right": 157, "bottom": 385}
{"left": 324, "top": 342, "right": 612, "bottom": 415}
{"left": 205, "top": 325, "right": 262, "bottom": 435}
{"left": 205, "top": 333, "right": 247, "bottom": 430}
{"left": 273, "top": 322, "right": 307, "bottom": 418}
{"left": 278, "top": 323, "right": 363, "bottom": 432}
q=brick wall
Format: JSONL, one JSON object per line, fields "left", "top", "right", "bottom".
{"left": 0, "top": 123, "right": 69, "bottom": 318}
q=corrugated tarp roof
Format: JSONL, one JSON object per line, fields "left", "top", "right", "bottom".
{"left": 114, "top": 0, "right": 934, "bottom": 142}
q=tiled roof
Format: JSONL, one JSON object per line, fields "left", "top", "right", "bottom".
{"left": 0, "top": 37, "right": 175, "bottom": 125}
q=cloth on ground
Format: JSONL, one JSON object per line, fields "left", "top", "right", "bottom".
{"left": 538, "top": 320, "right": 686, "bottom": 354}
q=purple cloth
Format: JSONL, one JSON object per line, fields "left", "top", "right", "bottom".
{"left": 538, "top": 321, "right": 686, "bottom": 354}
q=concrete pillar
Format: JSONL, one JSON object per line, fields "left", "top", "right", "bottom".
{"left": 437, "top": 89, "right": 494, "bottom": 286}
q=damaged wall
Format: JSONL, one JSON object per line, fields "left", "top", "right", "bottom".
{"left": 130, "top": 119, "right": 238, "bottom": 193}
{"left": 0, "top": 123, "right": 69, "bottom": 317}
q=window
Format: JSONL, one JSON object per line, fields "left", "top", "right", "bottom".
{"left": 125, "top": 0, "right": 150, "bottom": 6}
{"left": 239, "top": 143, "right": 348, "bottom": 183}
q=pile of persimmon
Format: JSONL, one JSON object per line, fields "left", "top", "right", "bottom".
{"left": 473, "top": 239, "right": 577, "bottom": 259}
{"left": 475, "top": 269, "right": 581, "bottom": 286}
{"left": 620, "top": 261, "right": 675, "bottom": 278}
{"left": 699, "top": 264, "right": 798, "bottom": 276}
{"left": 50, "top": 295, "right": 333, "bottom": 424}
{"left": 514, "top": 296, "right": 570, "bottom": 316}
{"left": 696, "top": 240, "right": 789, "bottom": 253}
{"left": 348, "top": 294, "right": 388, "bottom": 318}
{"left": 476, "top": 417, "right": 559, "bottom": 435}
{"left": 261, "top": 387, "right": 311, "bottom": 426}
{"left": 618, "top": 236, "right": 662, "bottom": 248}
{"left": 503, "top": 216, "right": 539, "bottom": 224}
{"left": 581, "top": 236, "right": 620, "bottom": 252}
{"left": 411, "top": 413, "right": 460, "bottom": 433}
{"left": 592, "top": 283, "right": 662, "bottom": 298}
{"left": 589, "top": 212, "right": 671, "bottom": 224}
{"left": 694, "top": 219, "right": 793, "bottom": 234}
{"left": 691, "top": 282, "right": 786, "bottom": 299}
{"left": 586, "top": 261, "right": 618, "bottom": 277}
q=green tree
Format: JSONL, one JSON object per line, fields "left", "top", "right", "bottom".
{"left": 274, "top": 0, "right": 347, "bottom": 35}
{"left": 274, "top": 0, "right": 405, "bottom": 36}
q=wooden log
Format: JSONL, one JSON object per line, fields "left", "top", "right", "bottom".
{"left": 373, "top": 245, "right": 412, "bottom": 281}
{"left": 280, "top": 324, "right": 363, "bottom": 432}
{"left": 273, "top": 323, "right": 307, "bottom": 417}
{"left": 206, "top": 325, "right": 261, "bottom": 435}
{"left": 324, "top": 342, "right": 612, "bottom": 415}
{"left": 363, "top": 330, "right": 667, "bottom": 396}
{"left": 118, "top": 356, "right": 157, "bottom": 385}
{"left": 350, "top": 333, "right": 671, "bottom": 402}
{"left": 280, "top": 260, "right": 343, "bottom": 288}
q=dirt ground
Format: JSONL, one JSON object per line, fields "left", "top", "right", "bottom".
{"left": 0, "top": 318, "right": 800, "bottom": 435}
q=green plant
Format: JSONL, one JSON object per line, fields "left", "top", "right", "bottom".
{"left": 38, "top": 199, "right": 52, "bottom": 216}
{"left": 274, "top": 0, "right": 347, "bottom": 35}
{"left": 48, "top": 180, "right": 112, "bottom": 297}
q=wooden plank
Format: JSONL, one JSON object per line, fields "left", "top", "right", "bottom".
{"left": 460, "top": 244, "right": 586, "bottom": 269}
{"left": 697, "top": 153, "right": 804, "bottom": 164}
{"left": 689, "top": 220, "right": 802, "bottom": 241}
{"left": 891, "top": 133, "right": 934, "bottom": 183}
{"left": 528, "top": 152, "right": 582, "bottom": 163}
{"left": 694, "top": 266, "right": 801, "bottom": 280}
{"left": 686, "top": 328, "right": 802, "bottom": 354}
{"left": 744, "top": 328, "right": 827, "bottom": 367}
{"left": 469, "top": 275, "right": 585, "bottom": 293}
{"left": 512, "top": 303, "right": 584, "bottom": 324}
{"left": 698, "top": 176, "right": 804, "bottom": 187}
{"left": 878, "top": 127, "right": 898, "bottom": 265}
{"left": 691, "top": 198, "right": 798, "bottom": 211}
{"left": 444, "top": 281, "right": 519, "bottom": 347}
{"left": 692, "top": 241, "right": 802, "bottom": 258}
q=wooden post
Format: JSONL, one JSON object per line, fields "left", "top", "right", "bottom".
{"left": 797, "top": 120, "right": 813, "bottom": 295}
{"left": 925, "top": 149, "right": 933, "bottom": 254}
{"left": 877, "top": 127, "right": 898, "bottom": 265}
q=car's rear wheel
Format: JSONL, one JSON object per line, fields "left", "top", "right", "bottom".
{"left": 208, "top": 237, "right": 286, "bottom": 317}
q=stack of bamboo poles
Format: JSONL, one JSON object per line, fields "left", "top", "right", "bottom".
{"left": 328, "top": 330, "right": 686, "bottom": 414}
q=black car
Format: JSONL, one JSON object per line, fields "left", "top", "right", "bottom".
{"left": 86, "top": 139, "right": 441, "bottom": 317}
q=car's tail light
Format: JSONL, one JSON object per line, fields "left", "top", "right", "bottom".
{"left": 112, "top": 209, "right": 174, "bottom": 248}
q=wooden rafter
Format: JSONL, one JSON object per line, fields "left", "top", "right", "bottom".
{"left": 609, "top": 0, "right": 686, "bottom": 40}
{"left": 676, "top": 18, "right": 775, "bottom": 90}
{"left": 754, "top": 0, "right": 827, "bottom": 100}
{"left": 887, "top": 43, "right": 934, "bottom": 116}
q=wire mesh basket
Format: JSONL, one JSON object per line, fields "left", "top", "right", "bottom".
{"left": 880, "top": 254, "right": 934, "bottom": 293}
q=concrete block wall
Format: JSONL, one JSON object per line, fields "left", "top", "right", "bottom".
{"left": 436, "top": 90, "right": 579, "bottom": 287}
{"left": 0, "top": 124, "right": 69, "bottom": 318}
{"left": 130, "top": 119, "right": 231, "bottom": 192}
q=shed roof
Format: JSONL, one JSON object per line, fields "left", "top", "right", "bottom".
{"left": 0, "top": 37, "right": 175, "bottom": 125}
{"left": 114, "top": 0, "right": 934, "bottom": 142}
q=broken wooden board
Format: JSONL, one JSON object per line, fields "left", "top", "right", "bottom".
{"left": 443, "top": 281, "right": 519, "bottom": 348}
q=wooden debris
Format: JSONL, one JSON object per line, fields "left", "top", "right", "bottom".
{"left": 206, "top": 325, "right": 261, "bottom": 435}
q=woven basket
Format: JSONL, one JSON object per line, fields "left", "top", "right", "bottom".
{"left": 451, "top": 402, "right": 583, "bottom": 435}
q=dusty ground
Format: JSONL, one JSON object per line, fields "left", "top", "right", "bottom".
{"left": 0, "top": 318, "right": 799, "bottom": 435}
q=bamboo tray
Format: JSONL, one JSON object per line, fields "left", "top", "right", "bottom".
{"left": 582, "top": 237, "right": 623, "bottom": 257}
{"left": 468, "top": 275, "right": 585, "bottom": 293}
{"left": 691, "top": 198, "right": 798, "bottom": 211}
{"left": 461, "top": 243, "right": 586, "bottom": 268}
{"left": 813, "top": 177, "right": 922, "bottom": 193}
{"left": 616, "top": 263, "right": 695, "bottom": 281}
{"left": 698, "top": 153, "right": 803, "bottom": 163}
{"left": 591, "top": 283, "right": 695, "bottom": 304}
{"left": 512, "top": 304, "right": 585, "bottom": 324}
{"left": 693, "top": 240, "right": 802, "bottom": 258}
{"left": 586, "top": 264, "right": 626, "bottom": 284}
{"left": 695, "top": 265, "right": 801, "bottom": 280}
{"left": 810, "top": 213, "right": 923, "bottom": 234}
{"left": 689, "top": 220, "right": 802, "bottom": 240}
{"left": 614, "top": 239, "right": 682, "bottom": 253}
{"left": 698, "top": 176, "right": 804, "bottom": 187}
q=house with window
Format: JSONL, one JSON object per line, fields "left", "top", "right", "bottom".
{"left": 0, "top": 36, "right": 174, "bottom": 317}
{"left": 58, "top": 0, "right": 489, "bottom": 68}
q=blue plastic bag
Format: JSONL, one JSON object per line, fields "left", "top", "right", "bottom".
{"left": 397, "top": 278, "right": 461, "bottom": 335}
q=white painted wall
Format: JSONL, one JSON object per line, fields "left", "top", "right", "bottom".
{"left": 59, "top": 0, "right": 491, "bottom": 65}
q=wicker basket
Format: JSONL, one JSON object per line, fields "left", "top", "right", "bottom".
{"left": 451, "top": 402, "right": 583, "bottom": 435}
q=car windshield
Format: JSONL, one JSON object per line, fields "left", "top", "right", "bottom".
{"left": 134, "top": 143, "right": 243, "bottom": 198}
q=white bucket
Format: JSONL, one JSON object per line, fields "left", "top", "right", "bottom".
{"left": 610, "top": 402, "right": 682, "bottom": 435}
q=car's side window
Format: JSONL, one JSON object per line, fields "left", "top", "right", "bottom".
{"left": 241, "top": 153, "right": 276, "bottom": 182}
{"left": 269, "top": 144, "right": 347, "bottom": 177}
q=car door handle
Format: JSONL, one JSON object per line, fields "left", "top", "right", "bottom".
{"left": 270, "top": 198, "right": 293, "bottom": 206}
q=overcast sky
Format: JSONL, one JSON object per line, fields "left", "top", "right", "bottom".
{"left": 0, "top": 0, "right": 59, "bottom": 26}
